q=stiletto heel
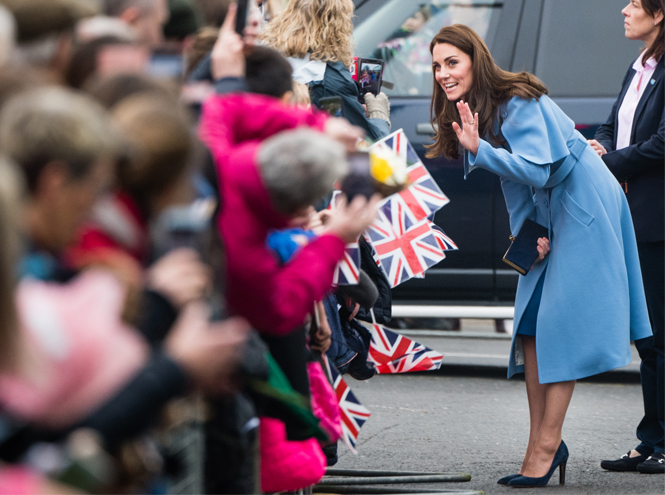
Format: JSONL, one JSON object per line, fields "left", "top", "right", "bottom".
{"left": 507, "top": 441, "right": 569, "bottom": 487}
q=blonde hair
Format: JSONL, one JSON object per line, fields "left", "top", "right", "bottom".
{"left": 0, "top": 157, "right": 23, "bottom": 371}
{"left": 292, "top": 81, "right": 311, "bottom": 107}
{"left": 261, "top": 0, "right": 355, "bottom": 66}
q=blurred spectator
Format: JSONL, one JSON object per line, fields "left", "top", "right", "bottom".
{"left": 245, "top": 45, "right": 294, "bottom": 102}
{"left": 0, "top": 157, "right": 83, "bottom": 495}
{"left": 68, "top": 94, "right": 196, "bottom": 285}
{"left": 0, "top": 65, "right": 52, "bottom": 110}
{"left": 0, "top": 4, "right": 15, "bottom": 66}
{"left": 261, "top": 0, "right": 391, "bottom": 140}
{"left": 65, "top": 35, "right": 149, "bottom": 88}
{"left": 84, "top": 71, "right": 177, "bottom": 108}
{"left": 183, "top": 25, "right": 218, "bottom": 77}
{"left": 0, "top": 85, "right": 248, "bottom": 455}
{"left": 163, "top": 0, "right": 203, "bottom": 41}
{"left": 195, "top": 0, "right": 233, "bottom": 27}
{"left": 102, "top": 0, "right": 170, "bottom": 46}
{"left": 0, "top": 157, "right": 21, "bottom": 373}
{"left": 76, "top": 15, "right": 138, "bottom": 43}
{"left": 2, "top": 0, "right": 99, "bottom": 82}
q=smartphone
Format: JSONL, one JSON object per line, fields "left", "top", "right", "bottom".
{"left": 318, "top": 96, "right": 343, "bottom": 117}
{"left": 235, "top": 0, "right": 249, "bottom": 34}
{"left": 357, "top": 58, "right": 384, "bottom": 99}
{"left": 340, "top": 152, "right": 374, "bottom": 202}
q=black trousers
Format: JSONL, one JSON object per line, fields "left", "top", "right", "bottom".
{"left": 635, "top": 240, "right": 664, "bottom": 455}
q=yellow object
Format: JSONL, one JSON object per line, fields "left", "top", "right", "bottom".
{"left": 370, "top": 153, "right": 393, "bottom": 183}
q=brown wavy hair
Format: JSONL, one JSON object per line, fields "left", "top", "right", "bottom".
{"left": 260, "top": 0, "right": 355, "bottom": 66}
{"left": 640, "top": 0, "right": 665, "bottom": 64}
{"left": 426, "top": 24, "right": 548, "bottom": 160}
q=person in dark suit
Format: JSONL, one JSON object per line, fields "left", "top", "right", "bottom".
{"left": 590, "top": 0, "right": 665, "bottom": 475}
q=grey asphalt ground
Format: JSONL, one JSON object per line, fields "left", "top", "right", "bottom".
{"left": 331, "top": 321, "right": 661, "bottom": 495}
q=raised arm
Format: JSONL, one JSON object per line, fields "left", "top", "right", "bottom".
{"left": 200, "top": 93, "right": 328, "bottom": 170}
{"left": 458, "top": 97, "right": 574, "bottom": 188}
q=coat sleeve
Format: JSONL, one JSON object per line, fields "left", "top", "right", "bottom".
{"left": 199, "top": 93, "right": 329, "bottom": 169}
{"left": 466, "top": 97, "right": 572, "bottom": 188}
{"left": 227, "top": 233, "right": 346, "bottom": 335}
{"left": 500, "top": 178, "right": 537, "bottom": 236}
{"left": 601, "top": 109, "right": 664, "bottom": 181}
{"left": 594, "top": 64, "right": 634, "bottom": 152}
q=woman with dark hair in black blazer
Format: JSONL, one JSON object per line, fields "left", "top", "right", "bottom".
{"left": 590, "top": 0, "right": 665, "bottom": 475}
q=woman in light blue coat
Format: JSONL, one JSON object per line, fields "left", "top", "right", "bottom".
{"left": 428, "top": 25, "right": 652, "bottom": 488}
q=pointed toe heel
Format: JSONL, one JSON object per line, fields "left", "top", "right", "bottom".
{"left": 508, "top": 441, "right": 569, "bottom": 488}
{"left": 497, "top": 474, "right": 520, "bottom": 485}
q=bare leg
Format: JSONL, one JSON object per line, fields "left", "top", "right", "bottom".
{"left": 521, "top": 379, "right": 576, "bottom": 477}
{"left": 521, "top": 336, "right": 546, "bottom": 473}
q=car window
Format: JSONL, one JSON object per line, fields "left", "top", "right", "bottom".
{"left": 534, "top": 0, "right": 643, "bottom": 97}
{"left": 354, "top": 0, "right": 502, "bottom": 97}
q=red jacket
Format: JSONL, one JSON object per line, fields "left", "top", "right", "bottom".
{"left": 200, "top": 93, "right": 346, "bottom": 335}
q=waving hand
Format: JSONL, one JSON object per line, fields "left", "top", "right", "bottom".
{"left": 452, "top": 100, "right": 479, "bottom": 156}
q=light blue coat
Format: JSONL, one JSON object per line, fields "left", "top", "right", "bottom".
{"left": 465, "top": 95, "right": 652, "bottom": 384}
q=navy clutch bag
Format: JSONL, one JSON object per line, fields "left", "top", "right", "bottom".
{"left": 502, "top": 219, "right": 549, "bottom": 276}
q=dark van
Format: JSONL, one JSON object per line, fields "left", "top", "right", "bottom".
{"left": 352, "top": 0, "right": 642, "bottom": 303}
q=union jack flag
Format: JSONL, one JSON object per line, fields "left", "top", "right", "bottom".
{"left": 323, "top": 355, "right": 371, "bottom": 454}
{"left": 367, "top": 204, "right": 446, "bottom": 288}
{"left": 332, "top": 243, "right": 360, "bottom": 285}
{"left": 371, "top": 129, "right": 450, "bottom": 222}
{"left": 430, "top": 222, "right": 459, "bottom": 251}
{"left": 329, "top": 191, "right": 361, "bottom": 286}
{"left": 368, "top": 324, "right": 444, "bottom": 374}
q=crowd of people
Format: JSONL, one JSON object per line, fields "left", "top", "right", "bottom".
{"left": 0, "top": 0, "right": 661, "bottom": 493}
{"left": 0, "top": 0, "right": 392, "bottom": 493}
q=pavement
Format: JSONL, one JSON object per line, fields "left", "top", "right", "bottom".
{"left": 327, "top": 319, "right": 659, "bottom": 495}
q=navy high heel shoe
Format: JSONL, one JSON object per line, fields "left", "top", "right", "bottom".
{"left": 497, "top": 473, "right": 520, "bottom": 485}
{"left": 507, "top": 441, "right": 569, "bottom": 487}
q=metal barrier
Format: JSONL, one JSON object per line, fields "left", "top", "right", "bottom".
{"left": 314, "top": 468, "right": 485, "bottom": 495}
{"left": 391, "top": 305, "right": 514, "bottom": 319}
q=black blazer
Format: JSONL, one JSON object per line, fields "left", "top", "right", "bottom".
{"left": 595, "top": 56, "right": 664, "bottom": 242}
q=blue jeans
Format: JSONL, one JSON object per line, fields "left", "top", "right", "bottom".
{"left": 322, "top": 294, "right": 356, "bottom": 371}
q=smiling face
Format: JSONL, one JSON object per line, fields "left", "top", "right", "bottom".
{"left": 432, "top": 42, "right": 473, "bottom": 101}
{"left": 622, "top": 0, "right": 663, "bottom": 46}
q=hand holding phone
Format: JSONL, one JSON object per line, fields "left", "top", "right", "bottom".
{"left": 357, "top": 58, "right": 385, "bottom": 101}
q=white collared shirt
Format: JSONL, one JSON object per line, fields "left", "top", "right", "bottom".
{"left": 616, "top": 53, "right": 659, "bottom": 150}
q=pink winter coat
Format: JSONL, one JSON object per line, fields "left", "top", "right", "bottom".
{"left": 200, "top": 93, "right": 347, "bottom": 335}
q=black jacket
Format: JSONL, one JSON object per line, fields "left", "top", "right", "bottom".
{"left": 595, "top": 56, "right": 664, "bottom": 242}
